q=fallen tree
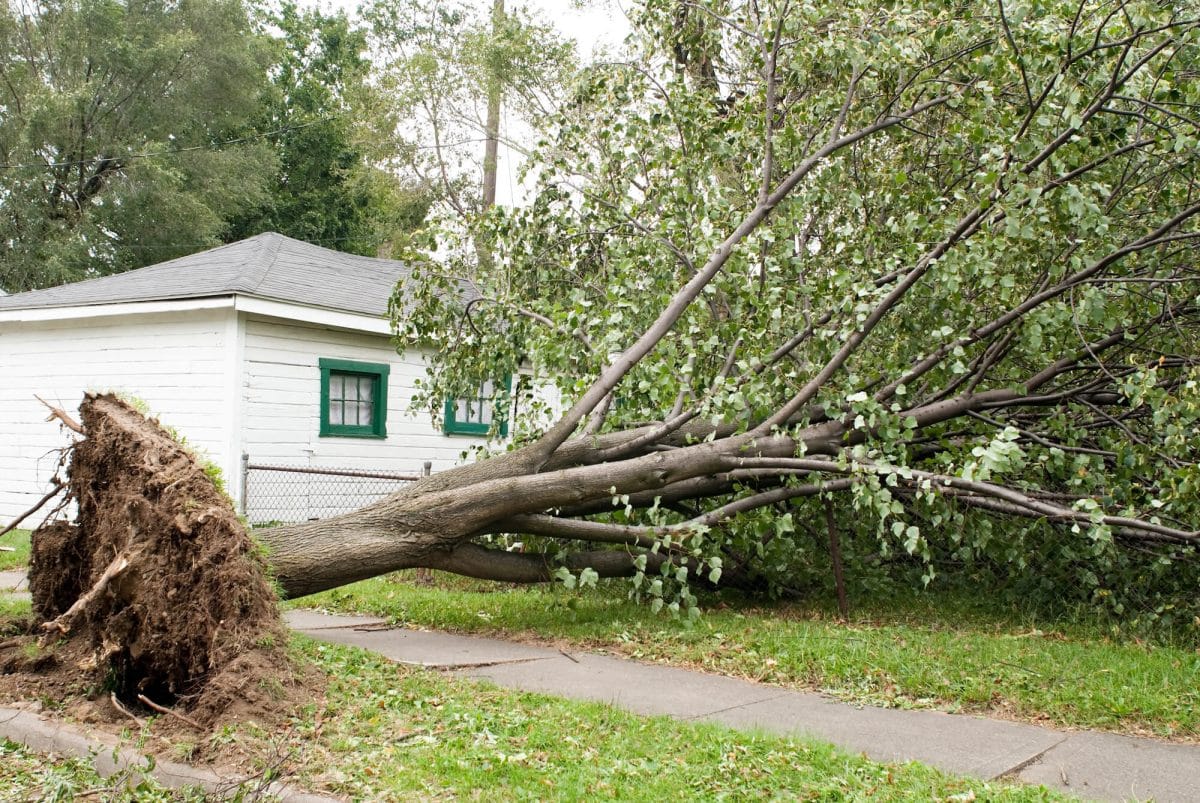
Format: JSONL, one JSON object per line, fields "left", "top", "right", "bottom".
{"left": 268, "top": 0, "right": 1200, "bottom": 614}
{"left": 7, "top": 0, "right": 1200, "bottom": 708}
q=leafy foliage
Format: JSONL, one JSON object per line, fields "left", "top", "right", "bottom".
{"left": 395, "top": 0, "right": 1200, "bottom": 623}
{"left": 0, "top": 0, "right": 276, "bottom": 291}
{"left": 0, "top": 0, "right": 434, "bottom": 292}
{"left": 0, "top": 738, "right": 205, "bottom": 801}
{"left": 224, "top": 2, "right": 431, "bottom": 255}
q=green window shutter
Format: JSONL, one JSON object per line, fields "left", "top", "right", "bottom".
{"left": 319, "top": 358, "right": 390, "bottom": 439}
{"left": 444, "top": 375, "right": 510, "bottom": 437}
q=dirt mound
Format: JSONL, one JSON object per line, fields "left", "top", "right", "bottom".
{"left": 1, "top": 393, "right": 314, "bottom": 730}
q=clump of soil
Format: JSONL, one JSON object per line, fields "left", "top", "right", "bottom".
{"left": 0, "top": 393, "right": 316, "bottom": 733}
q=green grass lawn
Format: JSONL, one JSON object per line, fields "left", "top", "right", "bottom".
{"left": 0, "top": 529, "right": 31, "bottom": 625}
{"left": 295, "top": 572, "right": 1200, "bottom": 740}
{"left": 0, "top": 528, "right": 30, "bottom": 571}
{"left": 0, "top": 596, "right": 30, "bottom": 622}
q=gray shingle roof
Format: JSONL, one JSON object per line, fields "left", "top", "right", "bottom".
{"left": 0, "top": 233, "right": 412, "bottom": 316}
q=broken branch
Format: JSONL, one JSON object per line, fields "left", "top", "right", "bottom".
{"left": 0, "top": 479, "right": 64, "bottom": 539}
{"left": 40, "top": 552, "right": 132, "bottom": 641}
{"left": 35, "top": 395, "right": 84, "bottom": 434}
{"left": 136, "top": 693, "right": 204, "bottom": 730}
{"left": 109, "top": 692, "right": 145, "bottom": 727}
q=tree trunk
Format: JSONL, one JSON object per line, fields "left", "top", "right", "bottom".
{"left": 480, "top": 0, "right": 504, "bottom": 209}
{"left": 257, "top": 426, "right": 751, "bottom": 597}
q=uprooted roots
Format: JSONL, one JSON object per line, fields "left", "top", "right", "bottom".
{"left": 1, "top": 393, "right": 312, "bottom": 729}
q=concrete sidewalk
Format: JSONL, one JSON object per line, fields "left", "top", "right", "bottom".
{"left": 0, "top": 705, "right": 337, "bottom": 802}
{"left": 0, "top": 569, "right": 30, "bottom": 603}
{"left": 0, "top": 569, "right": 27, "bottom": 589}
{"left": 286, "top": 609, "right": 1200, "bottom": 803}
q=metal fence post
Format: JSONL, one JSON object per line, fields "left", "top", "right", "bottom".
{"left": 239, "top": 453, "right": 249, "bottom": 517}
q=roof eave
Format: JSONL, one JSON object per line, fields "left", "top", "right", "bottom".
{"left": 0, "top": 293, "right": 395, "bottom": 337}
{"left": 0, "top": 295, "right": 237, "bottom": 324}
{"left": 234, "top": 295, "right": 393, "bottom": 335}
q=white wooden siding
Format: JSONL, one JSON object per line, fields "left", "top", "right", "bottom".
{"left": 0, "top": 308, "right": 236, "bottom": 525}
{"left": 240, "top": 315, "right": 490, "bottom": 474}
{"left": 1, "top": 304, "right": 502, "bottom": 528}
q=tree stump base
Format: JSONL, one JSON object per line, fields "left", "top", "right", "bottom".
{"left": 2, "top": 393, "right": 311, "bottom": 730}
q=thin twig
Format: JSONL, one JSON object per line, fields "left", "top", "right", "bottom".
{"left": 109, "top": 692, "right": 145, "bottom": 727}
{"left": 0, "top": 480, "right": 64, "bottom": 538}
{"left": 35, "top": 395, "right": 83, "bottom": 434}
{"left": 136, "top": 694, "right": 204, "bottom": 730}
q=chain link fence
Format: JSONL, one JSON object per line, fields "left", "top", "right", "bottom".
{"left": 241, "top": 457, "right": 430, "bottom": 526}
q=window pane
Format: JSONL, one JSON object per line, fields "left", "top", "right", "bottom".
{"left": 323, "top": 362, "right": 387, "bottom": 435}
{"left": 446, "top": 378, "right": 506, "bottom": 432}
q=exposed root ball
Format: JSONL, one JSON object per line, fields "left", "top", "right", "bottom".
{"left": 6, "top": 393, "right": 301, "bottom": 724}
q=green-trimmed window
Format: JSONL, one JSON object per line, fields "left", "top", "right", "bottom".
{"left": 319, "top": 358, "right": 389, "bottom": 438}
{"left": 444, "top": 377, "right": 509, "bottom": 436}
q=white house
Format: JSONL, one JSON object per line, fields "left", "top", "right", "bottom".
{"left": 0, "top": 233, "right": 502, "bottom": 526}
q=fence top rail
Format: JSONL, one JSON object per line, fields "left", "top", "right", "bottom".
{"left": 245, "top": 463, "right": 424, "bottom": 481}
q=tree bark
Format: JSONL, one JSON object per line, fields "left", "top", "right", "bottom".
{"left": 480, "top": 0, "right": 504, "bottom": 209}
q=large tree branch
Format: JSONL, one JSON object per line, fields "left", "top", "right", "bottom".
{"left": 421, "top": 543, "right": 657, "bottom": 583}
{"left": 880, "top": 205, "right": 1200, "bottom": 404}
{"left": 494, "top": 478, "right": 854, "bottom": 546}
{"left": 727, "top": 456, "right": 1200, "bottom": 544}
{"left": 532, "top": 92, "right": 956, "bottom": 463}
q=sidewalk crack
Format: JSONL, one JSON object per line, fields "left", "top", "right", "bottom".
{"left": 437, "top": 656, "right": 555, "bottom": 671}
{"left": 991, "top": 735, "right": 1070, "bottom": 780}
{"left": 681, "top": 692, "right": 794, "bottom": 721}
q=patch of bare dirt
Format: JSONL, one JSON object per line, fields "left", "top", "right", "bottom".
{"left": 0, "top": 393, "right": 320, "bottom": 748}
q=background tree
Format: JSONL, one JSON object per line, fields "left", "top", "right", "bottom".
{"left": 224, "top": 2, "right": 430, "bottom": 255}
{"left": 0, "top": 0, "right": 276, "bottom": 292}
{"left": 362, "top": 0, "right": 575, "bottom": 223}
